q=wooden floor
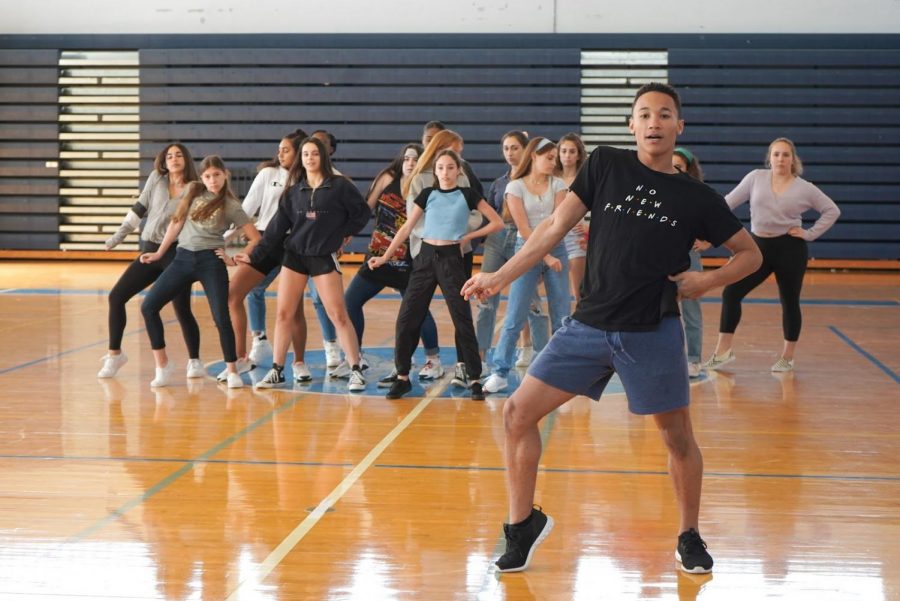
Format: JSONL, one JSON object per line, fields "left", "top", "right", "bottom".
{"left": 0, "top": 260, "right": 897, "bottom": 601}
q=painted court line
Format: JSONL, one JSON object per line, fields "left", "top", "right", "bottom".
{"left": 224, "top": 376, "right": 449, "bottom": 600}
{"left": 829, "top": 325, "right": 899, "bottom": 384}
{"left": 2, "top": 453, "right": 894, "bottom": 483}
{"left": 0, "top": 320, "right": 176, "bottom": 376}
{"left": 2, "top": 287, "right": 898, "bottom": 307}
{"left": 68, "top": 392, "right": 306, "bottom": 542}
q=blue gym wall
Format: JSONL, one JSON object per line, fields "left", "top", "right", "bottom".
{"left": 1, "top": 34, "right": 898, "bottom": 259}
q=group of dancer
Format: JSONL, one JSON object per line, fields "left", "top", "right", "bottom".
{"left": 96, "top": 82, "right": 840, "bottom": 574}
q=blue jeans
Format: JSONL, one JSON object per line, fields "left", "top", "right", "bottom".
{"left": 680, "top": 250, "right": 703, "bottom": 363}
{"left": 142, "top": 247, "right": 236, "bottom": 362}
{"left": 475, "top": 223, "right": 549, "bottom": 354}
{"left": 307, "top": 278, "right": 337, "bottom": 342}
{"left": 491, "top": 240, "right": 570, "bottom": 377}
{"left": 344, "top": 272, "right": 439, "bottom": 355}
{"left": 247, "top": 263, "right": 280, "bottom": 334}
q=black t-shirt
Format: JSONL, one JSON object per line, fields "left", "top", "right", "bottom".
{"left": 569, "top": 146, "right": 743, "bottom": 332}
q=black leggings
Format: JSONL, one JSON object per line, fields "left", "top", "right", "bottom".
{"left": 720, "top": 234, "right": 808, "bottom": 342}
{"left": 107, "top": 245, "right": 200, "bottom": 356}
{"left": 395, "top": 243, "right": 480, "bottom": 379}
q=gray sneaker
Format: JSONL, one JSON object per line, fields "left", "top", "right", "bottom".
{"left": 450, "top": 362, "right": 470, "bottom": 388}
{"left": 702, "top": 350, "right": 735, "bottom": 371}
{"left": 771, "top": 357, "right": 795, "bottom": 372}
{"left": 378, "top": 369, "right": 399, "bottom": 388}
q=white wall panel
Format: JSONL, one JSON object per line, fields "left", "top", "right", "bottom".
{"left": 1, "top": 0, "right": 897, "bottom": 34}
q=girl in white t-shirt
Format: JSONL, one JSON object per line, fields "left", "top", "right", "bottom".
{"left": 216, "top": 130, "right": 313, "bottom": 382}
{"left": 483, "top": 137, "right": 572, "bottom": 394}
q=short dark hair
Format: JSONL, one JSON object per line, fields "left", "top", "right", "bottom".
{"left": 311, "top": 129, "right": 337, "bottom": 155}
{"left": 423, "top": 120, "right": 446, "bottom": 132}
{"left": 632, "top": 82, "right": 682, "bottom": 116}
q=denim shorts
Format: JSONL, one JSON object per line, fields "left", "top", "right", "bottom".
{"left": 528, "top": 315, "right": 689, "bottom": 415}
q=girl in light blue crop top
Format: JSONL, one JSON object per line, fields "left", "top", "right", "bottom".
{"left": 368, "top": 149, "right": 503, "bottom": 400}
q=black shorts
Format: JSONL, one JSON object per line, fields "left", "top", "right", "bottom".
{"left": 249, "top": 242, "right": 283, "bottom": 276}
{"left": 283, "top": 250, "right": 341, "bottom": 276}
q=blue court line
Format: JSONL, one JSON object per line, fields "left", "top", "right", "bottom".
{"left": 0, "top": 338, "right": 111, "bottom": 376}
{"left": 0, "top": 320, "right": 176, "bottom": 376}
{"left": 829, "top": 325, "right": 900, "bottom": 384}
{"left": 1, "top": 452, "right": 896, "bottom": 483}
{"left": 1, "top": 287, "right": 897, "bottom": 307}
{"left": 376, "top": 464, "right": 900, "bottom": 483}
{"left": 828, "top": 326, "right": 900, "bottom": 384}
{"left": 67, "top": 392, "right": 306, "bottom": 542}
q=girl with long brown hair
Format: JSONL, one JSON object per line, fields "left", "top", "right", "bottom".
{"left": 98, "top": 143, "right": 202, "bottom": 380}
{"left": 237, "top": 137, "right": 370, "bottom": 392}
{"left": 140, "top": 155, "right": 260, "bottom": 389}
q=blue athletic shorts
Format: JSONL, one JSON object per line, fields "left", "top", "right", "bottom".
{"left": 527, "top": 315, "right": 689, "bottom": 415}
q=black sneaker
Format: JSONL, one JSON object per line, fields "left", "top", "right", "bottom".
{"left": 470, "top": 381, "right": 485, "bottom": 401}
{"left": 377, "top": 369, "right": 399, "bottom": 388}
{"left": 254, "top": 365, "right": 285, "bottom": 389}
{"left": 385, "top": 378, "right": 412, "bottom": 400}
{"left": 676, "top": 528, "right": 713, "bottom": 573}
{"left": 450, "top": 362, "right": 470, "bottom": 388}
{"left": 495, "top": 506, "right": 554, "bottom": 573}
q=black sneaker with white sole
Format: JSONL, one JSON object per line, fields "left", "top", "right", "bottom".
{"left": 254, "top": 365, "right": 285, "bottom": 389}
{"left": 675, "top": 528, "right": 714, "bottom": 573}
{"left": 495, "top": 506, "right": 554, "bottom": 572}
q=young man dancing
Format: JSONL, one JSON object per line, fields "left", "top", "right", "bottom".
{"left": 462, "top": 83, "right": 762, "bottom": 574}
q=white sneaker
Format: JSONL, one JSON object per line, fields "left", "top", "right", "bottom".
{"left": 348, "top": 368, "right": 366, "bottom": 392}
{"left": 515, "top": 346, "right": 534, "bottom": 368}
{"left": 771, "top": 357, "right": 795, "bottom": 372}
{"left": 97, "top": 352, "right": 128, "bottom": 378}
{"left": 328, "top": 354, "right": 369, "bottom": 379}
{"left": 248, "top": 335, "right": 273, "bottom": 366}
{"left": 418, "top": 357, "right": 444, "bottom": 380}
{"left": 688, "top": 362, "right": 702, "bottom": 378}
{"left": 292, "top": 362, "right": 312, "bottom": 382}
{"left": 217, "top": 358, "right": 255, "bottom": 382}
{"left": 483, "top": 373, "right": 508, "bottom": 393}
{"left": 324, "top": 340, "right": 341, "bottom": 368}
{"left": 226, "top": 372, "right": 244, "bottom": 388}
{"left": 703, "top": 349, "right": 735, "bottom": 371}
{"left": 150, "top": 362, "right": 175, "bottom": 388}
{"left": 329, "top": 359, "right": 351, "bottom": 379}
{"left": 186, "top": 358, "right": 205, "bottom": 379}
